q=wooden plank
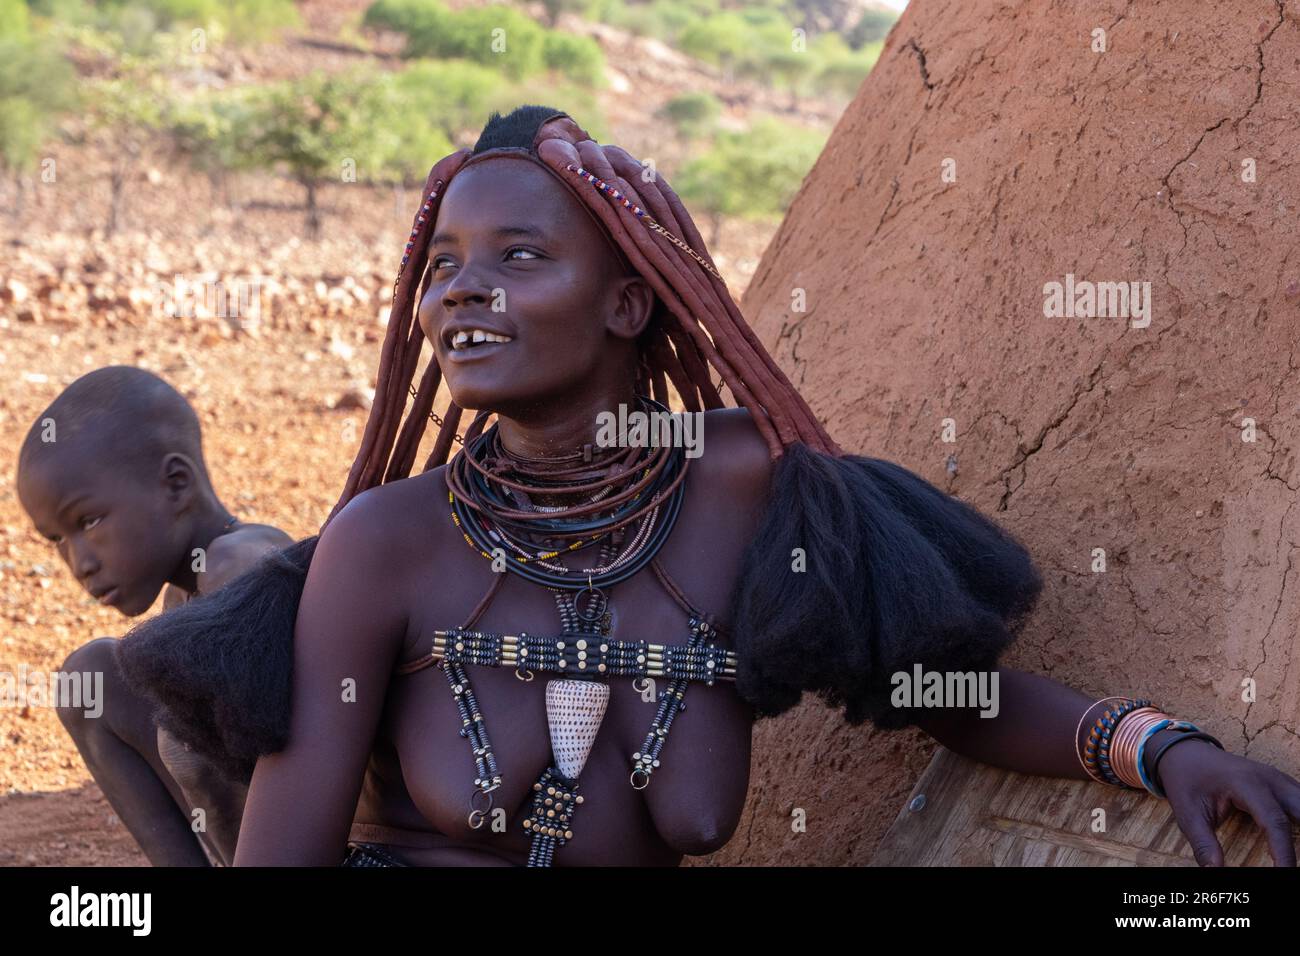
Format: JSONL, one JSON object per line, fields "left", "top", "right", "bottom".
{"left": 871, "top": 747, "right": 1298, "bottom": 867}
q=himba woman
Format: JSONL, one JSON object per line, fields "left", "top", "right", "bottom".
{"left": 120, "top": 106, "right": 1300, "bottom": 867}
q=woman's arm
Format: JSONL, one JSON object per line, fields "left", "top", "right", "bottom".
{"left": 234, "top": 491, "right": 408, "bottom": 865}
{"left": 912, "top": 666, "right": 1300, "bottom": 866}
{"left": 910, "top": 667, "right": 1095, "bottom": 780}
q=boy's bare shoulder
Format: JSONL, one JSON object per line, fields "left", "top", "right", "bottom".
{"left": 200, "top": 522, "right": 295, "bottom": 595}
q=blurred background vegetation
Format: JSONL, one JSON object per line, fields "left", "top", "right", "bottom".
{"left": 0, "top": 0, "right": 898, "bottom": 239}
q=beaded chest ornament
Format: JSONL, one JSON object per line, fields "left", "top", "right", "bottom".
{"left": 416, "top": 414, "right": 737, "bottom": 865}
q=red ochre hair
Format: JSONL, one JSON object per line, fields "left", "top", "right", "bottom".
{"left": 117, "top": 105, "right": 1042, "bottom": 782}
{"left": 329, "top": 106, "right": 840, "bottom": 528}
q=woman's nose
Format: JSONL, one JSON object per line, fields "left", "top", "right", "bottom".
{"left": 443, "top": 263, "right": 493, "bottom": 307}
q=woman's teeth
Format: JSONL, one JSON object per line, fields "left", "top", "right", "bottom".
{"left": 451, "top": 329, "right": 512, "bottom": 350}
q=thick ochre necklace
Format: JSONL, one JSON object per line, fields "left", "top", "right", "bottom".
{"left": 446, "top": 395, "right": 689, "bottom": 592}
{"left": 428, "top": 397, "right": 734, "bottom": 865}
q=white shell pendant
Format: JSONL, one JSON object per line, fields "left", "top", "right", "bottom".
{"left": 545, "top": 679, "right": 610, "bottom": 779}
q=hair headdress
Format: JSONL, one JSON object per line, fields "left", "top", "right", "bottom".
{"left": 118, "top": 106, "right": 1042, "bottom": 781}
{"left": 331, "top": 107, "right": 840, "bottom": 528}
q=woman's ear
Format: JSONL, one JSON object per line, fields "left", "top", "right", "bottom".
{"left": 605, "top": 275, "right": 656, "bottom": 341}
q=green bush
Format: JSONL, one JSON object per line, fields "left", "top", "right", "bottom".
{"left": 364, "top": 0, "right": 599, "bottom": 85}
{"left": 0, "top": 0, "right": 30, "bottom": 38}
{"left": 595, "top": 0, "right": 716, "bottom": 42}
{"left": 88, "top": 0, "right": 300, "bottom": 44}
{"left": 0, "top": 35, "right": 77, "bottom": 175}
{"left": 846, "top": 8, "right": 897, "bottom": 49}
{"left": 657, "top": 91, "right": 720, "bottom": 143}
{"left": 542, "top": 31, "right": 604, "bottom": 87}
{"left": 678, "top": 12, "right": 751, "bottom": 77}
{"left": 386, "top": 58, "right": 507, "bottom": 144}
{"left": 167, "top": 88, "right": 260, "bottom": 177}
{"left": 372, "top": 63, "right": 490, "bottom": 184}
{"left": 362, "top": 0, "right": 447, "bottom": 37}
{"left": 675, "top": 115, "right": 826, "bottom": 240}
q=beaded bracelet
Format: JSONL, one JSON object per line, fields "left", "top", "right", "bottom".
{"left": 1075, "top": 696, "right": 1125, "bottom": 784}
{"left": 1083, "top": 698, "right": 1152, "bottom": 786}
{"left": 1147, "top": 728, "right": 1224, "bottom": 799}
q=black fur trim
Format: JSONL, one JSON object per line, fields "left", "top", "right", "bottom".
{"left": 116, "top": 536, "right": 318, "bottom": 782}
{"left": 728, "top": 444, "right": 1042, "bottom": 728}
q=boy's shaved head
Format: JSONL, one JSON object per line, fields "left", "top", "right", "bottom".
{"left": 16, "top": 366, "right": 220, "bottom": 616}
{"left": 19, "top": 365, "right": 209, "bottom": 485}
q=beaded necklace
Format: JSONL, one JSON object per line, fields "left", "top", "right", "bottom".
{"left": 419, "top": 399, "right": 735, "bottom": 865}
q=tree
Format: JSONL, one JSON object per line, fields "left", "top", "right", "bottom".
{"left": 678, "top": 13, "right": 752, "bottom": 85}
{"left": 657, "top": 92, "right": 722, "bottom": 146}
{"left": 675, "top": 116, "right": 826, "bottom": 246}
{"left": 165, "top": 88, "right": 260, "bottom": 214}
{"left": 84, "top": 56, "right": 170, "bottom": 235}
{"left": 382, "top": 59, "right": 504, "bottom": 151}
{"left": 243, "top": 71, "right": 389, "bottom": 238}
{"left": 0, "top": 33, "right": 77, "bottom": 217}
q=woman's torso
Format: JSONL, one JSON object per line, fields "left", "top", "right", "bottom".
{"left": 351, "top": 408, "right": 775, "bottom": 865}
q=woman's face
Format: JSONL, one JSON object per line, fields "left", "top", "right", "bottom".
{"left": 417, "top": 154, "right": 649, "bottom": 416}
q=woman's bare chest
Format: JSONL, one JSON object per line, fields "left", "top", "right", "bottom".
{"left": 367, "top": 468, "right": 758, "bottom": 862}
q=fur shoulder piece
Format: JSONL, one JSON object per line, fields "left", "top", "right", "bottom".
{"left": 727, "top": 443, "right": 1042, "bottom": 729}
{"left": 116, "top": 536, "right": 319, "bottom": 782}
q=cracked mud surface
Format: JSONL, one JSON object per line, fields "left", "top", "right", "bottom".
{"left": 705, "top": 0, "right": 1300, "bottom": 865}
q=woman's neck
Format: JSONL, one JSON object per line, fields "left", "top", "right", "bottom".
{"left": 494, "top": 386, "right": 640, "bottom": 461}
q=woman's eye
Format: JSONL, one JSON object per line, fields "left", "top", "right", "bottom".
{"left": 431, "top": 248, "right": 540, "bottom": 270}
{"left": 80, "top": 515, "right": 102, "bottom": 531}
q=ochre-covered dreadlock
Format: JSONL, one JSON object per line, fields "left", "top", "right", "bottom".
{"left": 330, "top": 109, "right": 838, "bottom": 529}
{"left": 118, "top": 106, "right": 1042, "bottom": 783}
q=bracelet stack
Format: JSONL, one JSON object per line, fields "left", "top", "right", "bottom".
{"left": 1075, "top": 696, "right": 1223, "bottom": 798}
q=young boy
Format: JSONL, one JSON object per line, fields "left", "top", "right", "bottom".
{"left": 14, "top": 365, "right": 293, "bottom": 866}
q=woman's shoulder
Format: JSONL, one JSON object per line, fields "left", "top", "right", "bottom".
{"left": 317, "top": 468, "right": 454, "bottom": 575}
{"left": 696, "top": 406, "right": 776, "bottom": 504}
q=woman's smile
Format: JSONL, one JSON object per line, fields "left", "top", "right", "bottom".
{"left": 444, "top": 338, "right": 511, "bottom": 363}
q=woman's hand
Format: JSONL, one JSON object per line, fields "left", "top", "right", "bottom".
{"left": 1159, "top": 740, "right": 1300, "bottom": 866}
